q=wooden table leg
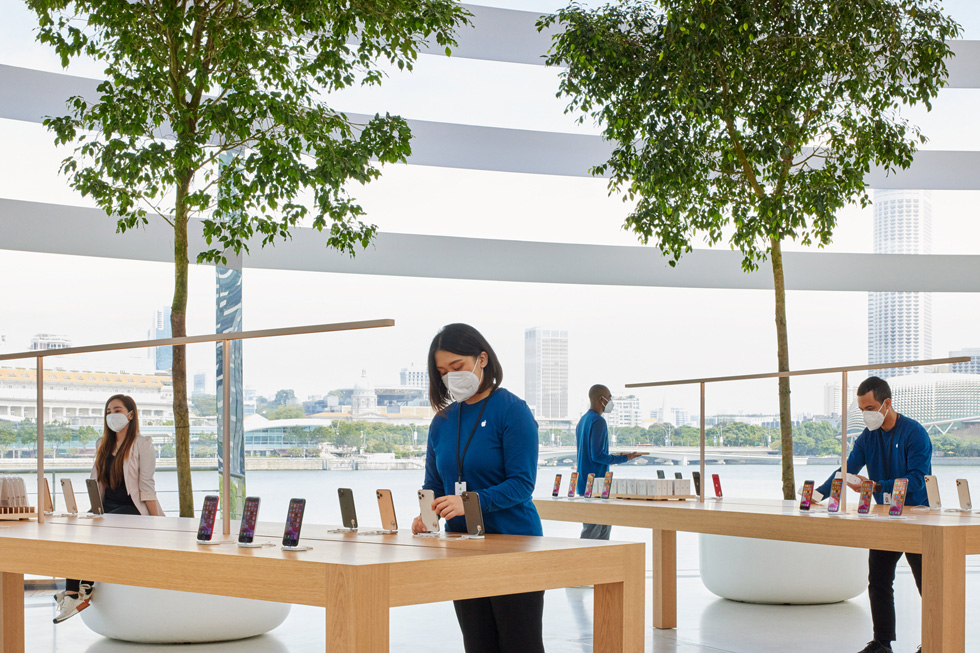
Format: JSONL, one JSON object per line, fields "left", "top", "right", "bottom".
{"left": 0, "top": 572, "right": 25, "bottom": 653}
{"left": 595, "top": 543, "right": 645, "bottom": 653}
{"left": 921, "top": 528, "right": 965, "bottom": 652}
{"left": 325, "top": 566, "right": 389, "bottom": 652}
{"left": 652, "top": 529, "right": 676, "bottom": 629}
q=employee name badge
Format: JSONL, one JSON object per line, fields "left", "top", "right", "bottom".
{"left": 455, "top": 482, "right": 467, "bottom": 496}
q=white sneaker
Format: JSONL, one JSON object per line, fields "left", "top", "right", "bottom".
{"left": 53, "top": 584, "right": 93, "bottom": 624}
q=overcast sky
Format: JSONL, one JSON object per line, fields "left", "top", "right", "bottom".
{"left": 2, "top": 1, "right": 979, "bottom": 419}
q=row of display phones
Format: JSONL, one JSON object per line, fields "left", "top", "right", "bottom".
{"left": 798, "top": 478, "right": 910, "bottom": 516}
{"left": 51, "top": 478, "right": 103, "bottom": 516}
{"left": 550, "top": 471, "right": 723, "bottom": 499}
{"left": 195, "top": 487, "right": 488, "bottom": 546}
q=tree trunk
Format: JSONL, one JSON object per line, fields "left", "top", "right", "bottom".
{"left": 173, "top": 176, "right": 194, "bottom": 518}
{"left": 770, "top": 237, "right": 795, "bottom": 500}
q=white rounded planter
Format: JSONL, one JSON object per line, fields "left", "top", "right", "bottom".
{"left": 699, "top": 533, "right": 867, "bottom": 604}
{"left": 80, "top": 583, "right": 291, "bottom": 643}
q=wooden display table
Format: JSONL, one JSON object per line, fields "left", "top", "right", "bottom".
{"left": 0, "top": 515, "right": 643, "bottom": 653}
{"left": 534, "top": 496, "right": 980, "bottom": 652}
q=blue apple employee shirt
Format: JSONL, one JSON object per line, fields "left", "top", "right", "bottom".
{"left": 575, "top": 409, "right": 628, "bottom": 495}
{"left": 424, "top": 388, "right": 543, "bottom": 536}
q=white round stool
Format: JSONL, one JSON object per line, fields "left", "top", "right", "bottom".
{"left": 80, "top": 583, "right": 291, "bottom": 643}
{"left": 699, "top": 534, "right": 867, "bottom": 604}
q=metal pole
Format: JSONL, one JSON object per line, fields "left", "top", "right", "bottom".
{"left": 699, "top": 382, "right": 706, "bottom": 503}
{"left": 222, "top": 339, "right": 231, "bottom": 536}
{"left": 37, "top": 356, "right": 44, "bottom": 524}
{"left": 840, "top": 370, "right": 848, "bottom": 511}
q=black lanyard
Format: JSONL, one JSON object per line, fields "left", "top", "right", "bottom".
{"left": 456, "top": 391, "right": 493, "bottom": 483}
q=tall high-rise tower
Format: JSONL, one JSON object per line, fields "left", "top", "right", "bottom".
{"left": 868, "top": 189, "right": 932, "bottom": 378}
{"left": 151, "top": 308, "right": 173, "bottom": 371}
{"left": 524, "top": 327, "right": 568, "bottom": 419}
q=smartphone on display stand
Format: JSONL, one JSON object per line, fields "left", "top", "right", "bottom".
{"left": 84, "top": 479, "right": 104, "bottom": 517}
{"left": 924, "top": 475, "right": 941, "bottom": 510}
{"left": 656, "top": 469, "right": 666, "bottom": 480}
{"left": 237, "top": 496, "right": 261, "bottom": 546}
{"left": 827, "top": 478, "right": 843, "bottom": 513}
{"left": 799, "top": 480, "right": 814, "bottom": 511}
{"left": 712, "top": 474, "right": 723, "bottom": 499}
{"left": 956, "top": 479, "right": 972, "bottom": 511}
{"left": 601, "top": 472, "right": 614, "bottom": 499}
{"left": 889, "top": 478, "right": 909, "bottom": 516}
{"left": 60, "top": 478, "right": 78, "bottom": 515}
{"left": 376, "top": 489, "right": 398, "bottom": 532}
{"left": 857, "top": 480, "right": 874, "bottom": 514}
{"left": 338, "top": 488, "right": 358, "bottom": 531}
{"left": 567, "top": 472, "right": 579, "bottom": 498}
{"left": 692, "top": 472, "right": 701, "bottom": 497}
{"left": 552, "top": 474, "right": 562, "bottom": 498}
{"left": 197, "top": 495, "right": 219, "bottom": 543}
{"left": 583, "top": 473, "right": 596, "bottom": 499}
{"left": 675, "top": 472, "right": 683, "bottom": 480}
{"left": 41, "top": 478, "right": 54, "bottom": 514}
{"left": 461, "top": 491, "right": 485, "bottom": 538}
{"left": 282, "top": 498, "right": 308, "bottom": 549}
{"left": 416, "top": 489, "right": 441, "bottom": 536}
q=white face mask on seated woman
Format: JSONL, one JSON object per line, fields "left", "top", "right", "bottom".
{"left": 106, "top": 412, "right": 131, "bottom": 432}
{"left": 442, "top": 358, "right": 484, "bottom": 403}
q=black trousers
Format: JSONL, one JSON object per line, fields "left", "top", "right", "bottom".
{"left": 66, "top": 502, "right": 140, "bottom": 593}
{"left": 868, "top": 548, "right": 923, "bottom": 645}
{"left": 453, "top": 590, "right": 545, "bottom": 653}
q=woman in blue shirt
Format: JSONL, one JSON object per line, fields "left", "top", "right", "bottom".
{"left": 412, "top": 323, "right": 543, "bottom": 653}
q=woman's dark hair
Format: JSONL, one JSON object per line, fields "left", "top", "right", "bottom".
{"left": 428, "top": 323, "right": 503, "bottom": 411}
{"left": 94, "top": 394, "right": 140, "bottom": 489}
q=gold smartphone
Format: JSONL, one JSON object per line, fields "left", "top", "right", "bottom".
{"left": 376, "top": 489, "right": 397, "bottom": 531}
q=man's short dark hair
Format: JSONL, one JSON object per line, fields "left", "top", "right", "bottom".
{"left": 857, "top": 376, "right": 891, "bottom": 403}
{"left": 588, "top": 384, "right": 609, "bottom": 402}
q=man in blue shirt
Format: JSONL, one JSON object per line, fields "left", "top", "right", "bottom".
{"left": 576, "top": 384, "right": 643, "bottom": 539}
{"left": 815, "top": 376, "right": 931, "bottom": 653}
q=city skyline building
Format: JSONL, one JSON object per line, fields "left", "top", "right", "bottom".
{"left": 29, "top": 333, "right": 71, "bottom": 351}
{"left": 950, "top": 348, "right": 980, "bottom": 376}
{"left": 868, "top": 189, "right": 933, "bottom": 378}
{"left": 150, "top": 308, "right": 172, "bottom": 372}
{"left": 399, "top": 364, "right": 429, "bottom": 390}
{"left": 524, "top": 327, "right": 568, "bottom": 420}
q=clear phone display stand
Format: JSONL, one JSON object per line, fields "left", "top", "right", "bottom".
{"left": 237, "top": 542, "right": 275, "bottom": 549}
{"left": 327, "top": 527, "right": 358, "bottom": 534}
{"left": 196, "top": 539, "right": 224, "bottom": 545}
{"left": 413, "top": 531, "right": 441, "bottom": 538}
{"left": 79, "top": 513, "right": 104, "bottom": 520}
{"left": 281, "top": 545, "right": 312, "bottom": 552}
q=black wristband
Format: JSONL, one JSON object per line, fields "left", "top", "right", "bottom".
{"left": 874, "top": 482, "right": 883, "bottom": 494}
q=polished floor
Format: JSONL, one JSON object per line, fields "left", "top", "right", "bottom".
{"left": 25, "top": 532, "right": 979, "bottom": 652}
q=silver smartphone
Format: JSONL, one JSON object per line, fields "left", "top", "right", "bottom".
{"left": 417, "top": 489, "right": 440, "bottom": 533}
{"left": 957, "top": 478, "right": 972, "bottom": 511}
{"left": 60, "top": 478, "right": 78, "bottom": 514}
{"left": 924, "top": 475, "right": 941, "bottom": 509}
{"left": 461, "top": 491, "right": 485, "bottom": 537}
{"left": 85, "top": 478, "right": 104, "bottom": 515}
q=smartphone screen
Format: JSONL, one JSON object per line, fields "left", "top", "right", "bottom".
{"left": 85, "top": 478, "right": 104, "bottom": 515}
{"left": 238, "top": 496, "right": 260, "bottom": 543}
{"left": 601, "top": 472, "right": 614, "bottom": 499}
{"left": 692, "top": 472, "right": 701, "bottom": 497}
{"left": 283, "top": 498, "right": 306, "bottom": 547}
{"left": 828, "top": 478, "right": 843, "bottom": 513}
{"left": 799, "top": 480, "right": 814, "bottom": 511}
{"left": 675, "top": 472, "right": 683, "bottom": 480}
{"left": 197, "top": 495, "right": 219, "bottom": 541}
{"left": 584, "top": 473, "right": 596, "bottom": 498}
{"left": 567, "top": 472, "right": 579, "bottom": 498}
{"left": 889, "top": 478, "right": 909, "bottom": 516}
{"left": 712, "top": 474, "right": 722, "bottom": 498}
{"left": 656, "top": 469, "right": 666, "bottom": 479}
{"left": 857, "top": 480, "right": 874, "bottom": 514}
{"left": 552, "top": 474, "right": 562, "bottom": 497}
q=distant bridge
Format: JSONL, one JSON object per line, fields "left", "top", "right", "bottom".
{"left": 538, "top": 446, "right": 807, "bottom": 466}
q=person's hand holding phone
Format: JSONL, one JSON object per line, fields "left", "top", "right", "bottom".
{"left": 432, "top": 494, "right": 464, "bottom": 520}
{"left": 847, "top": 474, "right": 869, "bottom": 492}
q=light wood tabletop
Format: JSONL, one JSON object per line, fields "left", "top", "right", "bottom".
{"left": 534, "top": 496, "right": 980, "bottom": 653}
{"left": 0, "top": 515, "right": 644, "bottom": 653}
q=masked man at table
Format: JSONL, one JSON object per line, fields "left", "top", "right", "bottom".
{"left": 815, "top": 376, "right": 931, "bottom": 653}
{"left": 575, "top": 384, "right": 644, "bottom": 540}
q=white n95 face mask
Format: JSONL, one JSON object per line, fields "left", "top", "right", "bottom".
{"left": 106, "top": 413, "right": 130, "bottom": 432}
{"left": 862, "top": 404, "right": 887, "bottom": 431}
{"left": 604, "top": 399, "right": 615, "bottom": 414}
{"left": 443, "top": 359, "right": 483, "bottom": 403}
